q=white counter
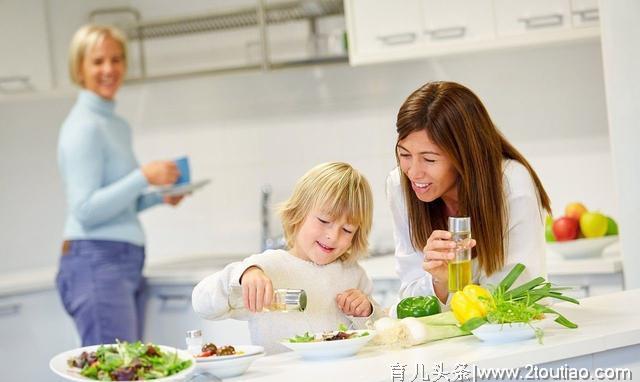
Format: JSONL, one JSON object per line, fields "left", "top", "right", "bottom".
{"left": 227, "top": 289, "right": 640, "bottom": 381}
{"left": 0, "top": 251, "right": 624, "bottom": 297}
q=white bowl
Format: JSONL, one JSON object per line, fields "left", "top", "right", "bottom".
{"left": 280, "top": 330, "right": 375, "bottom": 360}
{"left": 49, "top": 344, "right": 195, "bottom": 382}
{"left": 195, "top": 345, "right": 264, "bottom": 378}
{"left": 471, "top": 317, "right": 554, "bottom": 343}
{"left": 547, "top": 235, "right": 618, "bottom": 259}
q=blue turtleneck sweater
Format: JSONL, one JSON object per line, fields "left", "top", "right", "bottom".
{"left": 57, "top": 90, "right": 162, "bottom": 246}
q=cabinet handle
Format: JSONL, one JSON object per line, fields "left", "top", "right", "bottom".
{"left": 377, "top": 32, "right": 416, "bottom": 46}
{"left": 155, "top": 294, "right": 191, "bottom": 311}
{"left": 573, "top": 8, "right": 599, "bottom": 22}
{"left": 424, "top": 26, "right": 467, "bottom": 40}
{"left": 0, "top": 303, "right": 21, "bottom": 317}
{"left": 518, "top": 13, "right": 564, "bottom": 30}
{"left": 0, "top": 76, "right": 33, "bottom": 93}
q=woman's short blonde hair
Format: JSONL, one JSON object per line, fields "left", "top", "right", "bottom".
{"left": 278, "top": 162, "right": 373, "bottom": 264}
{"left": 68, "top": 24, "right": 128, "bottom": 86}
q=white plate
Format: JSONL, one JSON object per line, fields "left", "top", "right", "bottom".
{"left": 150, "top": 179, "right": 211, "bottom": 196}
{"left": 49, "top": 344, "right": 195, "bottom": 382}
{"left": 195, "top": 346, "right": 264, "bottom": 378}
{"left": 195, "top": 345, "right": 264, "bottom": 363}
{"left": 280, "top": 330, "right": 375, "bottom": 360}
{"left": 471, "top": 316, "right": 555, "bottom": 343}
{"left": 547, "top": 236, "right": 618, "bottom": 259}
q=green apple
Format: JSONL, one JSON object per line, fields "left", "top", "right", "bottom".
{"left": 579, "top": 212, "right": 608, "bottom": 238}
{"left": 606, "top": 216, "right": 619, "bottom": 236}
{"left": 545, "top": 215, "right": 556, "bottom": 242}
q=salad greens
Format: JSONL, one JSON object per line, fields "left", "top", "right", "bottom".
{"left": 288, "top": 332, "right": 316, "bottom": 343}
{"left": 67, "top": 341, "right": 192, "bottom": 381}
{"left": 288, "top": 324, "right": 369, "bottom": 343}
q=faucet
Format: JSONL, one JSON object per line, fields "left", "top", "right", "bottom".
{"left": 261, "top": 184, "right": 286, "bottom": 251}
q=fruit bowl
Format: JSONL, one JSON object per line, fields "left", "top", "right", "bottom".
{"left": 547, "top": 236, "right": 618, "bottom": 259}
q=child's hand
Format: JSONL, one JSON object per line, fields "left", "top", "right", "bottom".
{"left": 239, "top": 266, "right": 273, "bottom": 313}
{"left": 336, "top": 289, "right": 372, "bottom": 317}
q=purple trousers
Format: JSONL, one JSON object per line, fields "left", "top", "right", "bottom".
{"left": 55, "top": 240, "right": 146, "bottom": 346}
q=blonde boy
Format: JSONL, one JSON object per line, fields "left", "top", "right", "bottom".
{"left": 192, "top": 162, "right": 381, "bottom": 354}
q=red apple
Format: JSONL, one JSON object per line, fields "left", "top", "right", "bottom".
{"left": 552, "top": 216, "right": 579, "bottom": 241}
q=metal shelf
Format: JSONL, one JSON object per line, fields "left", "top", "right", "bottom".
{"left": 89, "top": 0, "right": 346, "bottom": 81}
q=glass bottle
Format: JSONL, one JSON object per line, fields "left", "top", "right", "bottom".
{"left": 228, "top": 285, "right": 307, "bottom": 312}
{"left": 185, "top": 329, "right": 203, "bottom": 356}
{"left": 448, "top": 216, "right": 473, "bottom": 292}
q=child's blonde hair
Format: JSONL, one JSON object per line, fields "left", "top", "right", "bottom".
{"left": 279, "top": 162, "right": 373, "bottom": 264}
{"left": 68, "top": 24, "right": 128, "bottom": 86}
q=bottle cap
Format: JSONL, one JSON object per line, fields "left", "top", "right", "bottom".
{"left": 186, "top": 329, "right": 202, "bottom": 338}
{"left": 283, "top": 289, "right": 307, "bottom": 312}
{"left": 448, "top": 216, "right": 471, "bottom": 233}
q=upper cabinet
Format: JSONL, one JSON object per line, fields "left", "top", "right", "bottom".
{"left": 570, "top": 0, "right": 600, "bottom": 28}
{"left": 345, "top": 0, "right": 601, "bottom": 66}
{"left": 0, "top": 0, "right": 52, "bottom": 94}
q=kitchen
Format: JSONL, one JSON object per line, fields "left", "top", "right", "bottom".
{"left": 1, "top": 0, "right": 639, "bottom": 381}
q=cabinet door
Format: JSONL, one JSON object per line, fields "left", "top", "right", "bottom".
{"left": 0, "top": 0, "right": 52, "bottom": 92}
{"left": 494, "top": 0, "right": 572, "bottom": 37}
{"left": 144, "top": 284, "right": 251, "bottom": 349}
{"left": 421, "top": 0, "right": 495, "bottom": 46}
{"left": 0, "top": 290, "right": 78, "bottom": 381}
{"left": 346, "top": 0, "right": 423, "bottom": 57}
{"left": 570, "top": 0, "right": 599, "bottom": 28}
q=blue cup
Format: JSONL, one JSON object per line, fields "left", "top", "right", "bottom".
{"left": 174, "top": 156, "right": 191, "bottom": 185}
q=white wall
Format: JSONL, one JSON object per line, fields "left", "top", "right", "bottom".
{"left": 0, "top": 39, "right": 614, "bottom": 273}
{"left": 599, "top": 0, "right": 640, "bottom": 289}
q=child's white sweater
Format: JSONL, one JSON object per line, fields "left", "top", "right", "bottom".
{"left": 192, "top": 249, "right": 381, "bottom": 354}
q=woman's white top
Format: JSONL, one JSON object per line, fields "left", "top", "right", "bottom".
{"left": 387, "top": 159, "right": 547, "bottom": 303}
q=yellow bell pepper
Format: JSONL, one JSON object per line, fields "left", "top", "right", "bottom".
{"left": 450, "top": 285, "right": 493, "bottom": 324}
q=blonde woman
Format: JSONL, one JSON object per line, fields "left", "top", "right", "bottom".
{"left": 388, "top": 81, "right": 551, "bottom": 305}
{"left": 56, "top": 24, "right": 184, "bottom": 346}
{"left": 193, "top": 162, "right": 382, "bottom": 354}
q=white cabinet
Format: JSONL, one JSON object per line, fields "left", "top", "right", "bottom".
{"left": 0, "top": 0, "right": 52, "bottom": 93}
{"left": 422, "top": 0, "right": 495, "bottom": 47}
{"left": 144, "top": 282, "right": 251, "bottom": 350}
{"left": 0, "top": 289, "right": 78, "bottom": 381}
{"left": 571, "top": 0, "right": 600, "bottom": 28}
{"left": 494, "top": 0, "right": 572, "bottom": 37}
{"left": 346, "top": 0, "right": 423, "bottom": 58}
{"left": 345, "top": 0, "right": 601, "bottom": 66}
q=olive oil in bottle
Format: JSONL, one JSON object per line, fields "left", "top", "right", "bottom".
{"left": 228, "top": 285, "right": 307, "bottom": 312}
{"left": 448, "top": 217, "right": 472, "bottom": 292}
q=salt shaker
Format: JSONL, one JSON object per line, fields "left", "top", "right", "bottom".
{"left": 185, "top": 329, "right": 203, "bottom": 355}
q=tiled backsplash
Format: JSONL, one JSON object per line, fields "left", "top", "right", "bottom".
{"left": 0, "top": 40, "right": 615, "bottom": 272}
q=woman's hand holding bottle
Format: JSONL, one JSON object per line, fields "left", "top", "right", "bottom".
{"left": 141, "top": 161, "right": 179, "bottom": 185}
{"left": 422, "top": 230, "right": 476, "bottom": 301}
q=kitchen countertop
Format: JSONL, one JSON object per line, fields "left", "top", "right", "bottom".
{"left": 0, "top": 249, "right": 623, "bottom": 298}
{"left": 227, "top": 289, "right": 640, "bottom": 381}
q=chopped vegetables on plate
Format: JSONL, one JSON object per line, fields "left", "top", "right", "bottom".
{"left": 288, "top": 324, "right": 370, "bottom": 343}
{"left": 196, "top": 343, "right": 243, "bottom": 358}
{"left": 66, "top": 341, "right": 192, "bottom": 381}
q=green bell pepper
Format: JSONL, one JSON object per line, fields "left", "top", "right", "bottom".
{"left": 396, "top": 296, "right": 441, "bottom": 319}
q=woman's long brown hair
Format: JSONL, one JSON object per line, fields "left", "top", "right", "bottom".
{"left": 396, "top": 82, "right": 551, "bottom": 276}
